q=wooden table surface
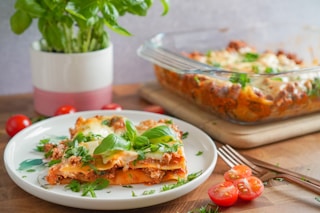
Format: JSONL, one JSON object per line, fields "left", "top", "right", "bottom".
{"left": 1, "top": 84, "right": 320, "bottom": 213}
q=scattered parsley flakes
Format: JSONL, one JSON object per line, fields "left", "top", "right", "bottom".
{"left": 65, "top": 180, "right": 81, "bottom": 193}
{"left": 315, "top": 196, "right": 320, "bottom": 202}
{"left": 242, "top": 52, "right": 259, "bottom": 62}
{"left": 65, "top": 178, "right": 109, "bottom": 198}
{"left": 161, "top": 171, "right": 202, "bottom": 192}
{"left": 196, "top": 151, "right": 203, "bottom": 156}
{"left": 229, "top": 73, "right": 250, "bottom": 88}
{"left": 36, "top": 138, "right": 50, "bottom": 152}
{"left": 142, "top": 189, "right": 156, "bottom": 195}
{"left": 182, "top": 132, "right": 189, "bottom": 139}
{"left": 188, "top": 204, "right": 220, "bottom": 213}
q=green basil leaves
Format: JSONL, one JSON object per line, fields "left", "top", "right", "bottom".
{"left": 10, "top": 0, "right": 170, "bottom": 53}
{"left": 93, "top": 134, "right": 131, "bottom": 155}
{"left": 142, "top": 125, "right": 177, "bottom": 143}
{"left": 93, "top": 119, "right": 180, "bottom": 157}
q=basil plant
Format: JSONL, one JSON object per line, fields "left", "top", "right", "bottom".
{"left": 10, "top": 0, "right": 170, "bottom": 53}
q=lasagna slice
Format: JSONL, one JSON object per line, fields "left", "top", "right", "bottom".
{"left": 45, "top": 115, "right": 187, "bottom": 185}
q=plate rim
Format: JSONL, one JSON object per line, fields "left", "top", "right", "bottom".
{"left": 4, "top": 110, "right": 217, "bottom": 210}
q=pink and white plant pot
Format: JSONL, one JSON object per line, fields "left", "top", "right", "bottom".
{"left": 30, "top": 41, "right": 113, "bottom": 116}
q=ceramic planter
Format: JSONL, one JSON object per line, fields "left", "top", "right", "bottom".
{"left": 30, "top": 41, "right": 113, "bottom": 116}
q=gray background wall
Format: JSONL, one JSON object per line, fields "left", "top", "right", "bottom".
{"left": 1, "top": 0, "right": 320, "bottom": 95}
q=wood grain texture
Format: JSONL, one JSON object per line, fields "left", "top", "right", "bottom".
{"left": 138, "top": 82, "right": 320, "bottom": 148}
{"left": 1, "top": 84, "right": 320, "bottom": 213}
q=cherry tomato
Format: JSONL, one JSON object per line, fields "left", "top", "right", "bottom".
{"left": 208, "top": 181, "right": 239, "bottom": 207}
{"left": 54, "top": 105, "right": 77, "bottom": 116}
{"left": 101, "top": 103, "right": 123, "bottom": 110}
{"left": 224, "top": 165, "right": 252, "bottom": 183}
{"left": 6, "top": 114, "right": 32, "bottom": 137}
{"left": 234, "top": 176, "right": 264, "bottom": 201}
{"left": 143, "top": 105, "right": 165, "bottom": 114}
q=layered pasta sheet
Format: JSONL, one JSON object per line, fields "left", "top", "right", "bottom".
{"left": 44, "top": 115, "right": 187, "bottom": 185}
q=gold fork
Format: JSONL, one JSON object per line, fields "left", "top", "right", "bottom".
{"left": 218, "top": 145, "right": 320, "bottom": 195}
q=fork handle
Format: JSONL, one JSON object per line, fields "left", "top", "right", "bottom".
{"left": 245, "top": 155, "right": 320, "bottom": 187}
{"left": 280, "top": 174, "right": 320, "bottom": 195}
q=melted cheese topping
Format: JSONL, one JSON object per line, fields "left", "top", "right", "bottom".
{"left": 191, "top": 41, "right": 305, "bottom": 73}
{"left": 46, "top": 115, "right": 187, "bottom": 185}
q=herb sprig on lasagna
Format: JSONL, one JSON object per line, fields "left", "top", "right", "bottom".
{"left": 42, "top": 115, "right": 188, "bottom": 186}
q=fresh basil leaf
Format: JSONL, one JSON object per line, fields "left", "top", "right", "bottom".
{"left": 160, "top": 0, "right": 170, "bottom": 15}
{"left": 124, "top": 119, "right": 137, "bottom": 142}
{"left": 10, "top": 10, "right": 32, "bottom": 34}
{"left": 142, "top": 125, "right": 177, "bottom": 143}
{"left": 93, "top": 134, "right": 130, "bottom": 155}
{"left": 133, "top": 135, "right": 150, "bottom": 149}
{"left": 10, "top": 0, "right": 169, "bottom": 53}
{"left": 14, "top": 0, "right": 45, "bottom": 18}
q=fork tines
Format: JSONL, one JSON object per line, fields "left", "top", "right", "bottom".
{"left": 218, "top": 145, "right": 263, "bottom": 176}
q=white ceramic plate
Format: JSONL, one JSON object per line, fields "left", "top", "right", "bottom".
{"left": 4, "top": 110, "right": 217, "bottom": 210}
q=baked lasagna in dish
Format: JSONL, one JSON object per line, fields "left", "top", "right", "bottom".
{"left": 154, "top": 40, "right": 320, "bottom": 124}
{"left": 44, "top": 115, "right": 187, "bottom": 185}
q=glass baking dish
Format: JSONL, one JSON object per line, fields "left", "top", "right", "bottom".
{"left": 137, "top": 24, "right": 320, "bottom": 124}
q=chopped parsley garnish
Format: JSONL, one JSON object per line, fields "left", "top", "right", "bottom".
{"left": 196, "top": 151, "right": 203, "bottom": 156}
{"left": 242, "top": 52, "right": 259, "bottom": 62}
{"left": 142, "top": 189, "right": 156, "bottom": 195}
{"left": 194, "top": 76, "right": 201, "bottom": 85}
{"left": 101, "top": 119, "right": 111, "bottom": 126}
{"left": 307, "top": 77, "right": 320, "bottom": 97}
{"left": 265, "top": 67, "right": 279, "bottom": 74}
{"left": 212, "top": 62, "right": 221, "bottom": 68}
{"left": 64, "top": 146, "right": 94, "bottom": 164}
{"left": 73, "top": 132, "right": 102, "bottom": 143}
{"left": 252, "top": 64, "right": 260, "bottom": 73}
{"left": 36, "top": 138, "right": 50, "bottom": 152}
{"left": 65, "top": 180, "right": 81, "bottom": 192}
{"left": 229, "top": 73, "right": 250, "bottom": 88}
{"left": 188, "top": 204, "right": 220, "bottom": 213}
{"left": 65, "top": 178, "right": 109, "bottom": 198}
{"left": 161, "top": 171, "right": 202, "bottom": 191}
{"left": 182, "top": 132, "right": 189, "bottom": 139}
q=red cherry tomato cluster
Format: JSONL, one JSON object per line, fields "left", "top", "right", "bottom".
{"left": 208, "top": 164, "right": 264, "bottom": 207}
{"left": 5, "top": 103, "right": 166, "bottom": 137}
